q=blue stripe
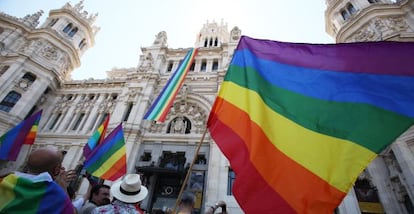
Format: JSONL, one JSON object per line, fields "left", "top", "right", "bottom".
{"left": 231, "top": 49, "right": 414, "bottom": 117}
{"left": 0, "top": 123, "right": 22, "bottom": 159}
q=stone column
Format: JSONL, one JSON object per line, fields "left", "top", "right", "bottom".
{"left": 337, "top": 188, "right": 361, "bottom": 214}
{"left": 82, "top": 94, "right": 105, "bottom": 134}
{"left": 366, "top": 157, "right": 405, "bottom": 214}
{"left": 57, "top": 95, "right": 81, "bottom": 132}
{"left": 391, "top": 140, "right": 414, "bottom": 203}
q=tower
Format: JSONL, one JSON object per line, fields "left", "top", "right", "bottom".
{"left": 0, "top": 1, "right": 99, "bottom": 123}
{"left": 325, "top": 0, "right": 414, "bottom": 43}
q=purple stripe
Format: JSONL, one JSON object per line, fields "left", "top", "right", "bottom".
{"left": 38, "top": 179, "right": 74, "bottom": 213}
{"left": 0, "top": 111, "right": 41, "bottom": 161}
{"left": 237, "top": 36, "right": 414, "bottom": 76}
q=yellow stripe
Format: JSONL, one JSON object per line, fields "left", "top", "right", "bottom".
{"left": 219, "top": 82, "right": 377, "bottom": 192}
{"left": 93, "top": 147, "right": 126, "bottom": 177}
{"left": 0, "top": 174, "right": 18, "bottom": 210}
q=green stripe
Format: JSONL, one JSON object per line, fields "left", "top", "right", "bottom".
{"left": 87, "top": 140, "right": 125, "bottom": 173}
{"left": 5, "top": 177, "right": 45, "bottom": 212}
{"left": 226, "top": 65, "right": 414, "bottom": 153}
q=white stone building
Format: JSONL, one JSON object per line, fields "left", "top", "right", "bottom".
{"left": 0, "top": 0, "right": 413, "bottom": 213}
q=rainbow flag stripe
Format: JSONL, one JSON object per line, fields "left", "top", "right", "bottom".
{"left": 207, "top": 36, "right": 414, "bottom": 213}
{"left": 143, "top": 48, "right": 198, "bottom": 122}
{"left": 84, "top": 123, "right": 126, "bottom": 181}
{"left": 0, "top": 172, "right": 74, "bottom": 214}
{"left": 0, "top": 110, "right": 42, "bottom": 161}
{"left": 83, "top": 114, "right": 109, "bottom": 159}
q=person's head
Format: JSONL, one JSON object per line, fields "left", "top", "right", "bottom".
{"left": 26, "top": 147, "right": 64, "bottom": 179}
{"left": 179, "top": 191, "right": 195, "bottom": 211}
{"left": 110, "top": 174, "right": 148, "bottom": 204}
{"left": 89, "top": 184, "right": 111, "bottom": 206}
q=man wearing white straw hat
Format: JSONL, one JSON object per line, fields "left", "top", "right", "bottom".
{"left": 92, "top": 174, "right": 148, "bottom": 214}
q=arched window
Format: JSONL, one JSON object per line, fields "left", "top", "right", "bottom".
{"left": 204, "top": 39, "right": 208, "bottom": 47}
{"left": 22, "top": 73, "right": 36, "bottom": 83}
{"left": 0, "top": 65, "right": 10, "bottom": 76}
{"left": 347, "top": 3, "right": 357, "bottom": 15}
{"left": 0, "top": 91, "right": 21, "bottom": 112}
{"left": 49, "top": 18, "right": 59, "bottom": 27}
{"left": 167, "top": 116, "right": 191, "bottom": 134}
{"left": 68, "top": 27, "right": 78, "bottom": 37}
{"left": 209, "top": 38, "right": 213, "bottom": 47}
{"left": 78, "top": 38, "right": 87, "bottom": 49}
{"left": 63, "top": 23, "right": 73, "bottom": 33}
{"left": 214, "top": 38, "right": 218, "bottom": 46}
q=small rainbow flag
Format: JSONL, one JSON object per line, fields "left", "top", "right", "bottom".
{"left": 207, "top": 36, "right": 414, "bottom": 213}
{"left": 0, "top": 110, "right": 42, "bottom": 161}
{"left": 84, "top": 123, "right": 126, "bottom": 181}
{"left": 0, "top": 172, "right": 74, "bottom": 213}
{"left": 143, "top": 48, "right": 198, "bottom": 122}
{"left": 83, "top": 114, "right": 110, "bottom": 159}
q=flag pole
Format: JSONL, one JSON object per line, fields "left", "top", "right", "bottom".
{"left": 171, "top": 128, "right": 208, "bottom": 213}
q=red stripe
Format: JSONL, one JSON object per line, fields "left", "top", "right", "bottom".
{"left": 23, "top": 131, "right": 36, "bottom": 145}
{"left": 208, "top": 98, "right": 346, "bottom": 213}
{"left": 101, "top": 155, "right": 126, "bottom": 181}
{"left": 209, "top": 117, "right": 296, "bottom": 213}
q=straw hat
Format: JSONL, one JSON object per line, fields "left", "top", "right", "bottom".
{"left": 111, "top": 174, "right": 148, "bottom": 203}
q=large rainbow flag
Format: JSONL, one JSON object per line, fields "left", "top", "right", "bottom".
{"left": 84, "top": 123, "right": 126, "bottom": 181}
{"left": 143, "top": 48, "right": 198, "bottom": 122}
{"left": 83, "top": 114, "right": 109, "bottom": 159}
{"left": 0, "top": 172, "right": 74, "bottom": 213}
{"left": 0, "top": 110, "right": 42, "bottom": 161}
{"left": 207, "top": 36, "right": 414, "bottom": 213}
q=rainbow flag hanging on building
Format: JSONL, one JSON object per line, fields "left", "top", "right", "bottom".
{"left": 83, "top": 114, "right": 110, "bottom": 159}
{"left": 207, "top": 36, "right": 414, "bottom": 213}
{"left": 0, "top": 172, "right": 74, "bottom": 214}
{"left": 84, "top": 123, "right": 126, "bottom": 181}
{"left": 0, "top": 110, "right": 42, "bottom": 161}
{"left": 143, "top": 48, "right": 198, "bottom": 122}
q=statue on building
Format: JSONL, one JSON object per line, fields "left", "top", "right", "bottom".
{"left": 21, "top": 10, "right": 43, "bottom": 28}
{"left": 153, "top": 31, "right": 167, "bottom": 46}
{"left": 138, "top": 53, "right": 154, "bottom": 72}
{"left": 230, "top": 26, "right": 241, "bottom": 42}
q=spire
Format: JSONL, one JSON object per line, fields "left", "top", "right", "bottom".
{"left": 21, "top": 10, "right": 44, "bottom": 28}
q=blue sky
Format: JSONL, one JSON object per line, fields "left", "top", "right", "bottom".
{"left": 1, "top": 0, "right": 334, "bottom": 80}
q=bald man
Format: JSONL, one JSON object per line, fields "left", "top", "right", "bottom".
{"left": 26, "top": 147, "right": 64, "bottom": 179}
{"left": 0, "top": 147, "right": 75, "bottom": 213}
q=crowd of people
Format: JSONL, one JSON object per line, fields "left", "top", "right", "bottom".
{"left": 0, "top": 147, "right": 228, "bottom": 214}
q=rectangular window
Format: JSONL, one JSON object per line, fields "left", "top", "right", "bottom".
{"left": 167, "top": 62, "right": 173, "bottom": 72}
{"left": 72, "top": 113, "right": 85, "bottom": 130}
{"left": 212, "top": 60, "right": 219, "bottom": 71}
{"left": 227, "top": 168, "right": 236, "bottom": 195}
{"left": 123, "top": 102, "right": 133, "bottom": 122}
{"left": 0, "top": 91, "right": 21, "bottom": 112}
{"left": 200, "top": 60, "right": 207, "bottom": 72}
{"left": 190, "top": 62, "right": 195, "bottom": 71}
{"left": 49, "top": 113, "right": 62, "bottom": 130}
{"left": 140, "top": 151, "right": 152, "bottom": 161}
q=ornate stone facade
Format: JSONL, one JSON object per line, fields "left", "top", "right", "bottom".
{"left": 0, "top": 3, "right": 240, "bottom": 213}
{"left": 1, "top": 1, "right": 413, "bottom": 213}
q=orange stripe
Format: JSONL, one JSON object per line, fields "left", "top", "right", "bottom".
{"left": 216, "top": 98, "right": 346, "bottom": 213}
{"left": 23, "top": 132, "right": 36, "bottom": 145}
{"left": 101, "top": 155, "right": 126, "bottom": 180}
